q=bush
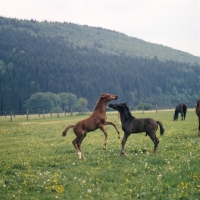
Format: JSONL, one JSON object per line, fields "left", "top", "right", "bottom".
{"left": 137, "top": 102, "right": 152, "bottom": 110}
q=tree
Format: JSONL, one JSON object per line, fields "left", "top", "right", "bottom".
{"left": 137, "top": 102, "right": 152, "bottom": 110}
{"left": 67, "top": 93, "right": 77, "bottom": 115}
{"left": 171, "top": 86, "right": 178, "bottom": 96}
{"left": 59, "top": 92, "right": 69, "bottom": 111}
{"left": 77, "top": 97, "right": 88, "bottom": 114}
{"left": 129, "top": 91, "right": 138, "bottom": 107}
{"left": 24, "top": 92, "right": 61, "bottom": 113}
{"left": 156, "top": 87, "right": 162, "bottom": 95}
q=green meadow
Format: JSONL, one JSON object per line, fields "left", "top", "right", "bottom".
{"left": 0, "top": 110, "right": 200, "bottom": 200}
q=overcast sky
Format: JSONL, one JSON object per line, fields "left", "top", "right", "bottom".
{"left": 1, "top": 0, "right": 200, "bottom": 57}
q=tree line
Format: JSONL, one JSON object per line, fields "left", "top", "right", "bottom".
{"left": 23, "top": 92, "right": 88, "bottom": 115}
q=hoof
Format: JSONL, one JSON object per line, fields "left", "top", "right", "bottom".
{"left": 62, "top": 132, "right": 66, "bottom": 137}
{"left": 78, "top": 152, "right": 85, "bottom": 159}
{"left": 79, "top": 156, "right": 85, "bottom": 159}
{"left": 118, "top": 133, "right": 120, "bottom": 139}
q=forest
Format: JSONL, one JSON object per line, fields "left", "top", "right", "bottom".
{"left": 0, "top": 17, "right": 200, "bottom": 114}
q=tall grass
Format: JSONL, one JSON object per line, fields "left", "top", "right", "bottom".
{"left": 0, "top": 110, "right": 200, "bottom": 199}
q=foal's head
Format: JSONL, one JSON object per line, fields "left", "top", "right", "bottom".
{"left": 109, "top": 102, "right": 125, "bottom": 112}
{"left": 99, "top": 93, "right": 118, "bottom": 103}
{"left": 109, "top": 102, "right": 132, "bottom": 117}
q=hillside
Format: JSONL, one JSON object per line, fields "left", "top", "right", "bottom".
{"left": 1, "top": 17, "right": 200, "bottom": 65}
{"left": 0, "top": 17, "right": 200, "bottom": 113}
{"left": 36, "top": 21, "right": 200, "bottom": 64}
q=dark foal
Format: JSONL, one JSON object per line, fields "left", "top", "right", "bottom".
{"left": 109, "top": 102, "right": 165, "bottom": 156}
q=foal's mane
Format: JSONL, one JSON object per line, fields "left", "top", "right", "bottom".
{"left": 123, "top": 103, "right": 134, "bottom": 118}
{"left": 93, "top": 94, "right": 107, "bottom": 111}
{"left": 93, "top": 96, "right": 101, "bottom": 111}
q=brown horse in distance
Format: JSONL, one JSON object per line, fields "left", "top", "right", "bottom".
{"left": 195, "top": 100, "right": 200, "bottom": 137}
{"left": 62, "top": 93, "right": 120, "bottom": 159}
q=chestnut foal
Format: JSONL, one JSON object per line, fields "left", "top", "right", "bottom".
{"left": 62, "top": 93, "right": 120, "bottom": 159}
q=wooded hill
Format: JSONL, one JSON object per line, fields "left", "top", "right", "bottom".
{"left": 0, "top": 16, "right": 200, "bottom": 113}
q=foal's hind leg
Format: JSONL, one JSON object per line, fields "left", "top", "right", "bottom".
{"left": 77, "top": 132, "right": 87, "bottom": 159}
{"left": 148, "top": 133, "right": 160, "bottom": 154}
{"left": 72, "top": 137, "right": 82, "bottom": 159}
{"left": 72, "top": 134, "right": 85, "bottom": 159}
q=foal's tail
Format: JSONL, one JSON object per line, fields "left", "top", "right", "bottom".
{"left": 62, "top": 125, "right": 75, "bottom": 137}
{"left": 156, "top": 121, "right": 165, "bottom": 136}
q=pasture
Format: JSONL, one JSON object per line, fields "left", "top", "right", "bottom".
{"left": 0, "top": 110, "right": 200, "bottom": 199}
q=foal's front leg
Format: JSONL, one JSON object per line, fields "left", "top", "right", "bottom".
{"left": 99, "top": 125, "right": 108, "bottom": 150}
{"left": 121, "top": 133, "right": 130, "bottom": 156}
{"left": 105, "top": 121, "right": 120, "bottom": 138}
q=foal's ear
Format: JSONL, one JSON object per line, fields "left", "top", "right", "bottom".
{"left": 101, "top": 93, "right": 107, "bottom": 97}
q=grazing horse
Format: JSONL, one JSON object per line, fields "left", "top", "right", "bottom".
{"left": 62, "top": 93, "right": 120, "bottom": 159}
{"left": 109, "top": 102, "right": 165, "bottom": 156}
{"left": 173, "top": 103, "right": 187, "bottom": 121}
{"left": 195, "top": 100, "right": 200, "bottom": 137}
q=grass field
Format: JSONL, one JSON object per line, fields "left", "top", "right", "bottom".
{"left": 0, "top": 110, "right": 200, "bottom": 200}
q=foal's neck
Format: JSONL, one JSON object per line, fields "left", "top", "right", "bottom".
{"left": 94, "top": 100, "right": 107, "bottom": 114}
{"left": 120, "top": 110, "right": 133, "bottom": 122}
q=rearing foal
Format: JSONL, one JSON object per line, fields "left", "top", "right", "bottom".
{"left": 62, "top": 93, "right": 120, "bottom": 159}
